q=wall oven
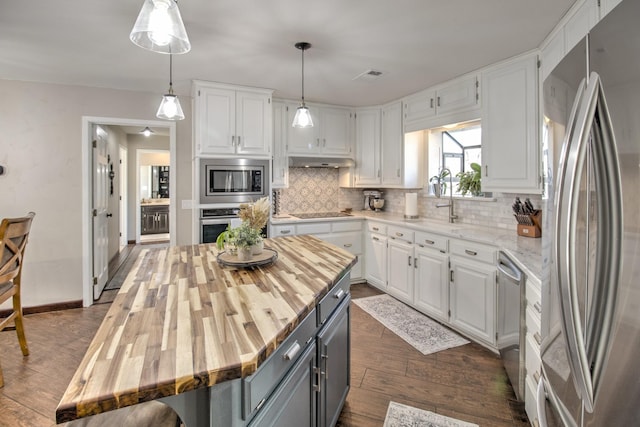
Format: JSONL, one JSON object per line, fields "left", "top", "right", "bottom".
{"left": 200, "top": 158, "right": 270, "bottom": 204}
{"left": 200, "top": 207, "right": 268, "bottom": 244}
{"left": 200, "top": 207, "right": 239, "bottom": 244}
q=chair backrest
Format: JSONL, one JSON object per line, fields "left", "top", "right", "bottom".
{"left": 0, "top": 212, "right": 35, "bottom": 285}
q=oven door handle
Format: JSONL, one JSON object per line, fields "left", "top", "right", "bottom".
{"left": 200, "top": 218, "right": 233, "bottom": 226}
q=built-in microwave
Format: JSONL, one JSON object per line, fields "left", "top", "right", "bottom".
{"left": 200, "top": 158, "right": 270, "bottom": 204}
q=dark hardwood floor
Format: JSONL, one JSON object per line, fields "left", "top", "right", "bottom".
{"left": 0, "top": 282, "right": 528, "bottom": 427}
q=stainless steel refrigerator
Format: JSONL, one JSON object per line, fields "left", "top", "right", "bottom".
{"left": 540, "top": 0, "right": 640, "bottom": 425}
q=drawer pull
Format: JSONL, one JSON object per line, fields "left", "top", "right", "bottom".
{"left": 396, "top": 232, "right": 404, "bottom": 237}
{"left": 372, "top": 227, "right": 379, "bottom": 231}
{"left": 343, "top": 243, "right": 352, "bottom": 248}
{"left": 465, "top": 249, "right": 477, "bottom": 256}
{"left": 534, "top": 301, "right": 542, "bottom": 314}
{"left": 408, "top": 256, "right": 412, "bottom": 266}
{"left": 534, "top": 332, "right": 542, "bottom": 345}
{"left": 280, "top": 229, "right": 291, "bottom": 234}
{"left": 425, "top": 239, "right": 435, "bottom": 245}
{"left": 255, "top": 398, "right": 266, "bottom": 412}
{"left": 372, "top": 236, "right": 380, "bottom": 241}
{"left": 283, "top": 341, "right": 301, "bottom": 361}
{"left": 333, "top": 289, "right": 345, "bottom": 300}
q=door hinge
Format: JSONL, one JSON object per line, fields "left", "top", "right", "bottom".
{"left": 92, "top": 209, "right": 97, "bottom": 217}
{"left": 93, "top": 277, "right": 98, "bottom": 285}
{"left": 92, "top": 140, "right": 97, "bottom": 148}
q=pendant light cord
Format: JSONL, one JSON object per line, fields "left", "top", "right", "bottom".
{"left": 169, "top": 54, "right": 174, "bottom": 95}
{"left": 301, "top": 47, "right": 305, "bottom": 105}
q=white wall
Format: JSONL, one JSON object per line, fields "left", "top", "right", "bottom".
{"left": 0, "top": 79, "right": 193, "bottom": 308}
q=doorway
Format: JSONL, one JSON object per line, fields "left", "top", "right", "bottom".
{"left": 81, "top": 116, "right": 176, "bottom": 307}
{"left": 137, "top": 149, "right": 171, "bottom": 244}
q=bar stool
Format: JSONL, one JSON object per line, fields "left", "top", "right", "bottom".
{"left": 0, "top": 212, "right": 35, "bottom": 388}
{"left": 61, "top": 401, "right": 179, "bottom": 427}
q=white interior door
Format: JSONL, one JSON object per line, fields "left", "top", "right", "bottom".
{"left": 92, "top": 125, "right": 109, "bottom": 299}
{"left": 119, "top": 145, "right": 128, "bottom": 250}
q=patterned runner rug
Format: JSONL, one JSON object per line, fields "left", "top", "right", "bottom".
{"left": 352, "top": 294, "right": 469, "bottom": 355}
{"left": 383, "top": 402, "right": 478, "bottom": 427}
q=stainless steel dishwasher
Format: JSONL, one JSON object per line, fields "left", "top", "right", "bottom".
{"left": 496, "top": 251, "right": 525, "bottom": 401}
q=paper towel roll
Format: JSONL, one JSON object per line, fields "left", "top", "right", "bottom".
{"left": 405, "top": 193, "right": 418, "bottom": 218}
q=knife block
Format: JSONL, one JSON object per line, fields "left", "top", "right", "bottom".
{"left": 517, "top": 211, "right": 542, "bottom": 238}
{"left": 517, "top": 224, "right": 541, "bottom": 238}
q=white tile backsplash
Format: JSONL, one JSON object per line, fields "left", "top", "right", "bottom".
{"left": 277, "top": 168, "right": 542, "bottom": 231}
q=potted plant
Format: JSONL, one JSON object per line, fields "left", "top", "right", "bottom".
{"left": 233, "top": 223, "right": 262, "bottom": 261}
{"left": 429, "top": 169, "right": 449, "bottom": 197}
{"left": 456, "top": 162, "right": 482, "bottom": 196}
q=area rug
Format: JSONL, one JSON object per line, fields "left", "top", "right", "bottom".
{"left": 352, "top": 294, "right": 468, "bottom": 355}
{"left": 383, "top": 402, "right": 478, "bottom": 427}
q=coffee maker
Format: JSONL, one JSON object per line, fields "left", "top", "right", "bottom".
{"left": 363, "top": 190, "right": 383, "bottom": 211}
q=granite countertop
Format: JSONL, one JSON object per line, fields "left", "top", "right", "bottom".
{"left": 56, "top": 235, "right": 357, "bottom": 423}
{"left": 271, "top": 210, "right": 542, "bottom": 282}
{"left": 141, "top": 199, "right": 170, "bottom": 206}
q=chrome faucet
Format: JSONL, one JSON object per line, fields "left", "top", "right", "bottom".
{"left": 435, "top": 167, "right": 458, "bottom": 223}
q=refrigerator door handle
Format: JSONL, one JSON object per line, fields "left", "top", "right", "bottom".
{"left": 555, "top": 72, "right": 623, "bottom": 413}
{"left": 537, "top": 377, "right": 549, "bottom": 427}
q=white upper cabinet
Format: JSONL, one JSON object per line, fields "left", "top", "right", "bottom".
{"left": 194, "top": 81, "right": 273, "bottom": 157}
{"left": 481, "top": 53, "right": 540, "bottom": 193}
{"left": 354, "top": 107, "right": 382, "bottom": 187}
{"left": 600, "top": 0, "right": 623, "bottom": 17}
{"left": 403, "top": 74, "right": 480, "bottom": 131}
{"left": 381, "top": 101, "right": 403, "bottom": 186}
{"left": 272, "top": 101, "right": 288, "bottom": 188}
{"left": 286, "top": 103, "right": 352, "bottom": 157}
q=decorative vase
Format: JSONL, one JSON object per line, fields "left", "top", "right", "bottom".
{"left": 237, "top": 246, "right": 253, "bottom": 261}
{"left": 252, "top": 238, "right": 264, "bottom": 255}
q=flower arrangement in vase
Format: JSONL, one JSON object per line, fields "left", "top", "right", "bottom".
{"left": 216, "top": 197, "right": 270, "bottom": 260}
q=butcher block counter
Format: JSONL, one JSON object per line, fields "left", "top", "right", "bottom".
{"left": 56, "top": 235, "right": 357, "bottom": 425}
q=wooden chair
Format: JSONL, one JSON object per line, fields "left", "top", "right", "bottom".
{"left": 0, "top": 212, "right": 35, "bottom": 388}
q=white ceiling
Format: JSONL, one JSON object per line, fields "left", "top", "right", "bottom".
{"left": 0, "top": 0, "right": 575, "bottom": 107}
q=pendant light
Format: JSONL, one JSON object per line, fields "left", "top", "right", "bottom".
{"left": 292, "top": 42, "right": 313, "bottom": 128}
{"left": 157, "top": 54, "right": 185, "bottom": 120}
{"left": 140, "top": 127, "right": 155, "bottom": 137}
{"left": 130, "top": 0, "right": 191, "bottom": 55}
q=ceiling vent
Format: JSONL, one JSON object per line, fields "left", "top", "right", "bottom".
{"left": 353, "top": 69, "right": 384, "bottom": 81}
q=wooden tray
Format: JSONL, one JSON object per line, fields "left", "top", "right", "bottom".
{"left": 217, "top": 248, "right": 278, "bottom": 268}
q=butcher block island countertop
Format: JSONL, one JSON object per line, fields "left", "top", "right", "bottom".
{"left": 56, "top": 235, "right": 357, "bottom": 424}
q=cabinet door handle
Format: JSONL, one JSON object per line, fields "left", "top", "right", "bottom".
{"left": 237, "top": 136, "right": 241, "bottom": 146}
{"left": 343, "top": 243, "right": 352, "bottom": 248}
{"left": 313, "top": 366, "right": 321, "bottom": 392}
{"left": 450, "top": 270, "right": 454, "bottom": 282}
{"left": 437, "top": 96, "right": 441, "bottom": 107}
{"left": 396, "top": 232, "right": 404, "bottom": 237}
{"left": 534, "top": 302, "right": 542, "bottom": 314}
{"left": 414, "top": 257, "right": 418, "bottom": 268}
{"left": 534, "top": 332, "right": 542, "bottom": 346}
{"left": 430, "top": 98, "right": 434, "bottom": 108}
{"left": 316, "top": 138, "right": 320, "bottom": 147}
{"left": 231, "top": 135, "right": 235, "bottom": 146}
{"left": 372, "top": 236, "right": 380, "bottom": 241}
{"left": 408, "top": 256, "right": 412, "bottom": 266}
{"left": 323, "top": 138, "right": 327, "bottom": 147}
{"left": 372, "top": 227, "right": 379, "bottom": 231}
{"left": 321, "top": 354, "right": 329, "bottom": 380}
{"left": 397, "top": 168, "right": 400, "bottom": 177}
{"left": 280, "top": 229, "right": 291, "bottom": 234}
{"left": 424, "top": 239, "right": 435, "bottom": 245}
{"left": 465, "top": 249, "right": 477, "bottom": 256}
{"left": 283, "top": 341, "right": 301, "bottom": 361}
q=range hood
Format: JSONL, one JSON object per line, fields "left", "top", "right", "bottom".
{"left": 288, "top": 156, "right": 354, "bottom": 168}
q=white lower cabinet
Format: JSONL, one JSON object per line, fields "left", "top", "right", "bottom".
{"left": 449, "top": 256, "right": 496, "bottom": 347}
{"left": 365, "top": 222, "right": 387, "bottom": 290}
{"left": 413, "top": 245, "right": 449, "bottom": 323}
{"left": 524, "top": 276, "right": 542, "bottom": 426}
{"left": 387, "top": 237, "right": 414, "bottom": 305}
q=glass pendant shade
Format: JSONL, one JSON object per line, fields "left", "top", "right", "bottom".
{"left": 292, "top": 105, "right": 314, "bottom": 128}
{"left": 292, "top": 42, "right": 314, "bottom": 128}
{"left": 156, "top": 93, "right": 185, "bottom": 120}
{"left": 130, "top": 0, "right": 191, "bottom": 54}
